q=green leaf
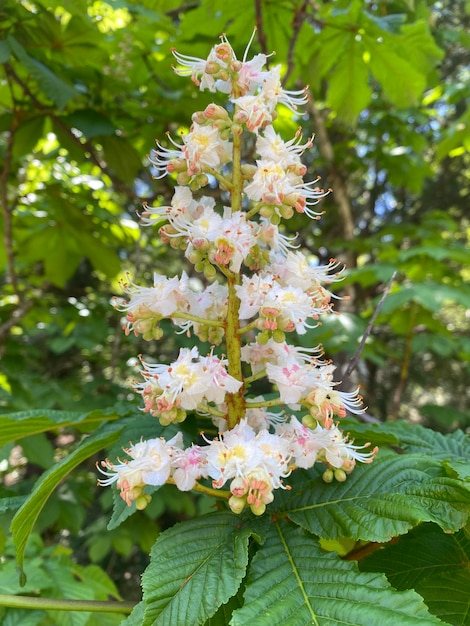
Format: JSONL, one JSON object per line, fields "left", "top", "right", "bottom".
{"left": 400, "top": 21, "right": 444, "bottom": 75}
{"left": 0, "top": 39, "right": 11, "bottom": 62}
{"left": 361, "top": 524, "right": 470, "bottom": 626}
{"left": 10, "top": 422, "right": 124, "bottom": 582}
{"left": 231, "top": 520, "right": 446, "bottom": 626}
{"left": 63, "top": 110, "right": 116, "bottom": 139}
{"left": 327, "top": 35, "right": 371, "bottom": 125}
{"left": 0, "top": 408, "right": 122, "bottom": 446}
{"left": 120, "top": 601, "right": 146, "bottom": 626}
{"left": 363, "top": 33, "right": 426, "bottom": 107}
{"left": 7, "top": 36, "right": 78, "bottom": 109}
{"left": 100, "top": 136, "right": 143, "bottom": 184}
{"left": 283, "top": 452, "right": 470, "bottom": 542}
{"left": 374, "top": 421, "right": 470, "bottom": 458}
{"left": 141, "top": 512, "right": 252, "bottom": 626}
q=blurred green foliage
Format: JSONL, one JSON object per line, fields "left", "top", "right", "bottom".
{"left": 0, "top": 0, "right": 469, "bottom": 624}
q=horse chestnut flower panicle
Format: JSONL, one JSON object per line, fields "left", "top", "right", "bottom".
{"left": 98, "top": 31, "right": 377, "bottom": 515}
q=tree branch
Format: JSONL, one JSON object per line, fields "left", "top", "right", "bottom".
{"left": 341, "top": 271, "right": 397, "bottom": 385}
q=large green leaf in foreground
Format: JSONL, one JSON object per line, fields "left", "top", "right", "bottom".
{"left": 141, "top": 512, "right": 252, "bottom": 626}
{"left": 231, "top": 521, "right": 448, "bottom": 626}
{"left": 283, "top": 452, "right": 470, "bottom": 542}
{"left": 361, "top": 524, "right": 470, "bottom": 626}
{"left": 10, "top": 421, "right": 124, "bottom": 582}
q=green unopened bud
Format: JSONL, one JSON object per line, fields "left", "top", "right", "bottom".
{"left": 334, "top": 468, "right": 347, "bottom": 482}
{"left": 302, "top": 415, "right": 318, "bottom": 430}
{"left": 257, "top": 331, "right": 270, "bottom": 345}
{"left": 228, "top": 495, "right": 246, "bottom": 514}
{"left": 279, "top": 205, "right": 294, "bottom": 219}
{"left": 203, "top": 263, "right": 217, "bottom": 280}
{"left": 250, "top": 502, "right": 266, "bottom": 516}
{"left": 272, "top": 329, "right": 285, "bottom": 343}
{"left": 241, "top": 164, "right": 257, "bottom": 179}
{"left": 322, "top": 469, "right": 334, "bottom": 483}
{"left": 152, "top": 325, "right": 164, "bottom": 340}
{"left": 259, "top": 205, "right": 273, "bottom": 219}
{"left": 176, "top": 172, "right": 190, "bottom": 185}
{"left": 135, "top": 493, "right": 152, "bottom": 511}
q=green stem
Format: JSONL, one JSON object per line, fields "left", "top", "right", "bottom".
{"left": 224, "top": 124, "right": 246, "bottom": 429}
{"left": 245, "top": 203, "right": 261, "bottom": 220}
{"left": 246, "top": 397, "right": 284, "bottom": 409}
{"left": 244, "top": 369, "right": 267, "bottom": 385}
{"left": 197, "top": 403, "right": 226, "bottom": 417}
{"left": 225, "top": 276, "right": 246, "bottom": 428}
{"left": 231, "top": 127, "right": 243, "bottom": 213}
{"left": 205, "top": 166, "right": 233, "bottom": 191}
{"left": 167, "top": 477, "right": 230, "bottom": 499}
{"left": 172, "top": 311, "right": 224, "bottom": 327}
{"left": 238, "top": 319, "right": 258, "bottom": 335}
{"left": 0, "top": 594, "right": 134, "bottom": 614}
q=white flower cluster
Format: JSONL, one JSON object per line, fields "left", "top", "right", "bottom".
{"left": 98, "top": 418, "right": 375, "bottom": 516}
{"left": 100, "top": 32, "right": 377, "bottom": 516}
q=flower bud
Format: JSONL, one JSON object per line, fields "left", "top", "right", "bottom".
{"left": 192, "top": 110, "right": 207, "bottom": 124}
{"left": 204, "top": 104, "right": 229, "bottom": 120}
{"left": 135, "top": 493, "right": 152, "bottom": 510}
{"left": 334, "top": 468, "right": 347, "bottom": 482}
{"left": 257, "top": 331, "right": 270, "bottom": 345}
{"left": 176, "top": 172, "right": 190, "bottom": 185}
{"left": 205, "top": 60, "right": 220, "bottom": 74}
{"left": 322, "top": 469, "right": 334, "bottom": 483}
{"left": 228, "top": 495, "right": 246, "bottom": 514}
{"left": 250, "top": 502, "right": 266, "bottom": 516}
{"left": 301, "top": 414, "right": 318, "bottom": 430}
{"left": 272, "top": 329, "right": 285, "bottom": 343}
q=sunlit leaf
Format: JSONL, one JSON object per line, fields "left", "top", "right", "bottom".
{"left": 283, "top": 452, "right": 470, "bottom": 542}
{"left": 361, "top": 524, "right": 470, "bottom": 626}
{"left": 231, "top": 520, "right": 445, "bottom": 626}
{"left": 141, "top": 512, "right": 252, "bottom": 626}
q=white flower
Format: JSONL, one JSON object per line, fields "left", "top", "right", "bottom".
{"left": 205, "top": 419, "right": 291, "bottom": 492}
{"left": 149, "top": 133, "right": 185, "bottom": 178}
{"left": 256, "top": 126, "right": 312, "bottom": 170}
{"left": 172, "top": 30, "right": 270, "bottom": 98}
{"left": 244, "top": 159, "right": 292, "bottom": 205}
{"left": 235, "top": 273, "right": 275, "bottom": 319}
{"left": 116, "top": 272, "right": 189, "bottom": 338}
{"left": 171, "top": 444, "right": 208, "bottom": 491}
{"left": 140, "top": 186, "right": 194, "bottom": 227}
{"left": 260, "top": 65, "right": 309, "bottom": 112}
{"left": 318, "top": 424, "right": 378, "bottom": 470}
{"left": 277, "top": 416, "right": 330, "bottom": 469}
{"left": 245, "top": 399, "right": 286, "bottom": 432}
{"left": 134, "top": 348, "right": 242, "bottom": 415}
{"left": 198, "top": 352, "right": 243, "bottom": 405}
{"left": 241, "top": 338, "right": 322, "bottom": 374}
{"left": 261, "top": 281, "right": 321, "bottom": 334}
{"left": 266, "top": 360, "right": 311, "bottom": 407}
{"left": 211, "top": 211, "right": 259, "bottom": 273}
{"left": 183, "top": 123, "right": 232, "bottom": 175}
{"left": 233, "top": 94, "right": 274, "bottom": 133}
{"left": 258, "top": 218, "right": 299, "bottom": 256}
{"left": 97, "top": 436, "right": 178, "bottom": 505}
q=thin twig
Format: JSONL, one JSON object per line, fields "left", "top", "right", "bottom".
{"left": 342, "top": 271, "right": 397, "bottom": 384}
{"left": 284, "top": 0, "right": 309, "bottom": 84}
{"left": 254, "top": 0, "right": 269, "bottom": 63}
{"left": 0, "top": 111, "right": 18, "bottom": 295}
